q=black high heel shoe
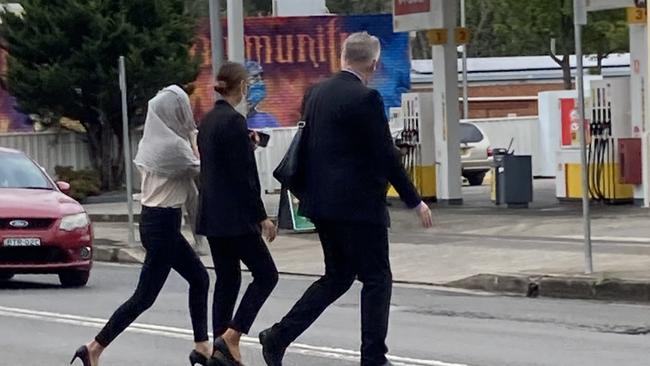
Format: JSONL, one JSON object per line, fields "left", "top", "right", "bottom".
{"left": 212, "top": 337, "right": 244, "bottom": 366}
{"left": 70, "top": 346, "right": 91, "bottom": 366}
{"left": 189, "top": 350, "right": 209, "bottom": 366}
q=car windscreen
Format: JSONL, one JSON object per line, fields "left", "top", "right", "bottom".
{"left": 0, "top": 152, "right": 53, "bottom": 189}
{"left": 460, "top": 123, "right": 484, "bottom": 144}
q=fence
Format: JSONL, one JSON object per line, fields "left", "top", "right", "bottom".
{"left": 255, "top": 127, "right": 299, "bottom": 193}
{"left": 0, "top": 129, "right": 296, "bottom": 194}
{"left": 0, "top": 131, "right": 92, "bottom": 176}
{"left": 0, "top": 129, "right": 142, "bottom": 187}
{"left": 1, "top": 117, "right": 542, "bottom": 194}
{"left": 468, "top": 116, "right": 543, "bottom": 176}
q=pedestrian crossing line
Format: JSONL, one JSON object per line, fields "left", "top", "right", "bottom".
{"left": 0, "top": 305, "right": 469, "bottom": 366}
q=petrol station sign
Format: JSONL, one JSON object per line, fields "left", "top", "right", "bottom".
{"left": 394, "top": 0, "right": 430, "bottom": 15}
{"left": 393, "top": 0, "right": 437, "bottom": 32}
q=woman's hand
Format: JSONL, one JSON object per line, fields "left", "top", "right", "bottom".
{"left": 190, "top": 130, "right": 200, "bottom": 159}
{"left": 261, "top": 219, "right": 277, "bottom": 243}
{"left": 249, "top": 130, "right": 260, "bottom": 151}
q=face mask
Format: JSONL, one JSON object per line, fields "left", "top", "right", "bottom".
{"left": 247, "top": 80, "right": 267, "bottom": 107}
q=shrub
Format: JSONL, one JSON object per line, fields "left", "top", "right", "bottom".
{"left": 54, "top": 166, "right": 101, "bottom": 201}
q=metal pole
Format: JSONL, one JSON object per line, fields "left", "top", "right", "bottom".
{"left": 119, "top": 56, "right": 135, "bottom": 247}
{"left": 227, "top": 0, "right": 245, "bottom": 63}
{"left": 209, "top": 0, "right": 224, "bottom": 85}
{"left": 226, "top": 0, "right": 247, "bottom": 115}
{"left": 574, "top": 0, "right": 593, "bottom": 274}
{"left": 460, "top": 0, "right": 469, "bottom": 120}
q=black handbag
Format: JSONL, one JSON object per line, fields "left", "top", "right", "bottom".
{"left": 273, "top": 121, "right": 306, "bottom": 197}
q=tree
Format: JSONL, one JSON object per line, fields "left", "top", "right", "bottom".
{"left": 466, "top": 0, "right": 628, "bottom": 89}
{"left": 326, "top": 0, "right": 391, "bottom": 14}
{"left": 583, "top": 10, "right": 629, "bottom": 74}
{"left": 0, "top": 0, "right": 200, "bottom": 189}
{"left": 186, "top": 0, "right": 272, "bottom": 17}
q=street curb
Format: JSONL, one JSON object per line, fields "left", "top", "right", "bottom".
{"left": 91, "top": 245, "right": 650, "bottom": 303}
{"left": 89, "top": 214, "right": 141, "bottom": 223}
{"left": 446, "top": 273, "right": 650, "bottom": 303}
{"left": 94, "top": 245, "right": 144, "bottom": 265}
{"left": 89, "top": 214, "right": 277, "bottom": 223}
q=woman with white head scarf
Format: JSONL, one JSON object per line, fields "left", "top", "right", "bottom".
{"left": 72, "top": 86, "right": 212, "bottom": 366}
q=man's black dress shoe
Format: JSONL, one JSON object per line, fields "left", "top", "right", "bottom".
{"left": 258, "top": 329, "right": 286, "bottom": 366}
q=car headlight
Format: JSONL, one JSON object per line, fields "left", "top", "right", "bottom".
{"left": 59, "top": 213, "right": 90, "bottom": 231}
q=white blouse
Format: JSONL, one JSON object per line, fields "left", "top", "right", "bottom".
{"left": 138, "top": 166, "right": 199, "bottom": 209}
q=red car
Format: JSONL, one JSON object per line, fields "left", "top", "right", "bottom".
{"left": 0, "top": 147, "right": 93, "bottom": 287}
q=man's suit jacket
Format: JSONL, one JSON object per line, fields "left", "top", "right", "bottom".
{"left": 196, "top": 100, "right": 267, "bottom": 237}
{"left": 299, "top": 71, "right": 421, "bottom": 226}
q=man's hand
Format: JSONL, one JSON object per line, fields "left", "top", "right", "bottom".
{"left": 415, "top": 202, "right": 434, "bottom": 228}
{"left": 261, "top": 218, "right": 277, "bottom": 242}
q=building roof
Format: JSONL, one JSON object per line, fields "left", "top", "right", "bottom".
{"left": 0, "top": 147, "right": 22, "bottom": 154}
{"left": 410, "top": 53, "right": 631, "bottom": 84}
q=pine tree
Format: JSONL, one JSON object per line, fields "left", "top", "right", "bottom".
{"left": 0, "top": 0, "right": 200, "bottom": 189}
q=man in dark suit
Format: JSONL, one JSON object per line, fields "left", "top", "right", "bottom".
{"left": 260, "top": 32, "right": 433, "bottom": 366}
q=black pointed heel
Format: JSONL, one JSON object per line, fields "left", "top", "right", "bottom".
{"left": 189, "top": 350, "right": 209, "bottom": 365}
{"left": 213, "top": 337, "right": 243, "bottom": 366}
{"left": 70, "top": 346, "right": 91, "bottom": 366}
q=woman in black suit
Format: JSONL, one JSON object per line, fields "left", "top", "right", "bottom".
{"left": 197, "top": 62, "right": 278, "bottom": 366}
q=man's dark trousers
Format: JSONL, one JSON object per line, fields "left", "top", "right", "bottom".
{"left": 271, "top": 220, "right": 392, "bottom": 365}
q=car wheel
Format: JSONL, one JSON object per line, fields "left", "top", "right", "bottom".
{"left": 466, "top": 172, "right": 486, "bottom": 186}
{"left": 59, "top": 270, "right": 90, "bottom": 288}
{"left": 0, "top": 273, "right": 14, "bottom": 281}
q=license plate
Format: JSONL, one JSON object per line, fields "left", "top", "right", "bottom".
{"left": 3, "top": 238, "right": 41, "bottom": 247}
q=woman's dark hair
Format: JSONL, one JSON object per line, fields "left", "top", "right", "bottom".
{"left": 214, "top": 61, "right": 248, "bottom": 96}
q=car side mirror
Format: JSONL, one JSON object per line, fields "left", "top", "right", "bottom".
{"left": 57, "top": 181, "right": 71, "bottom": 195}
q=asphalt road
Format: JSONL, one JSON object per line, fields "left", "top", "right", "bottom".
{"left": 0, "top": 263, "right": 648, "bottom": 366}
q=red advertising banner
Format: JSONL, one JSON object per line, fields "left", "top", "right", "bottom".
{"left": 394, "top": 0, "right": 430, "bottom": 16}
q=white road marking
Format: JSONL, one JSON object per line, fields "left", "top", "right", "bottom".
{"left": 554, "top": 235, "right": 650, "bottom": 244}
{"left": 0, "top": 305, "right": 469, "bottom": 366}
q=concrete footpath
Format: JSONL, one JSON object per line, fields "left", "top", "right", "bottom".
{"left": 87, "top": 181, "right": 650, "bottom": 303}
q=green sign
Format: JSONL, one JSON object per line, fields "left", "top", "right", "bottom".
{"left": 287, "top": 190, "right": 315, "bottom": 232}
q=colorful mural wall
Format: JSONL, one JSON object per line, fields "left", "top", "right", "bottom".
{"left": 0, "top": 50, "right": 31, "bottom": 132}
{"left": 191, "top": 14, "right": 411, "bottom": 128}
{"left": 1, "top": 14, "right": 409, "bottom": 133}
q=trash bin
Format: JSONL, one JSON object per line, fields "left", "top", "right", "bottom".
{"left": 492, "top": 151, "right": 533, "bottom": 208}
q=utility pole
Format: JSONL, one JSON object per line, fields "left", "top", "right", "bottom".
{"left": 227, "top": 0, "right": 245, "bottom": 63}
{"left": 209, "top": 0, "right": 224, "bottom": 87}
{"left": 118, "top": 56, "right": 135, "bottom": 248}
{"left": 460, "top": 0, "right": 469, "bottom": 120}
{"left": 573, "top": 0, "right": 593, "bottom": 274}
{"left": 226, "top": 0, "right": 246, "bottom": 115}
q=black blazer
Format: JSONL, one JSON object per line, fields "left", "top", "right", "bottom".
{"left": 299, "top": 71, "right": 421, "bottom": 226}
{"left": 196, "top": 100, "right": 267, "bottom": 237}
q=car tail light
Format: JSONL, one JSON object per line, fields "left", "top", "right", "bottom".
{"left": 487, "top": 147, "right": 493, "bottom": 157}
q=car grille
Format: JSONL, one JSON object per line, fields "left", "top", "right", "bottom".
{"left": 0, "top": 247, "right": 68, "bottom": 264}
{"left": 0, "top": 218, "right": 56, "bottom": 230}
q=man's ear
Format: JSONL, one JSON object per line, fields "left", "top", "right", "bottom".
{"left": 371, "top": 59, "right": 379, "bottom": 72}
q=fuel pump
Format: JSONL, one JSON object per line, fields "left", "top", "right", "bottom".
{"left": 395, "top": 99, "right": 421, "bottom": 191}
{"left": 388, "top": 93, "right": 437, "bottom": 200}
{"left": 586, "top": 79, "right": 634, "bottom": 204}
{"left": 556, "top": 78, "right": 635, "bottom": 203}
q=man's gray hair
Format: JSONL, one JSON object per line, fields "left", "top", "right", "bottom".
{"left": 342, "top": 32, "right": 381, "bottom": 65}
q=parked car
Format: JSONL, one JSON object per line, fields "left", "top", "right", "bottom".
{"left": 460, "top": 122, "right": 493, "bottom": 186}
{"left": 0, "top": 147, "right": 93, "bottom": 287}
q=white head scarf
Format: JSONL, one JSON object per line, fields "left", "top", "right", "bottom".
{"left": 133, "top": 85, "right": 200, "bottom": 177}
